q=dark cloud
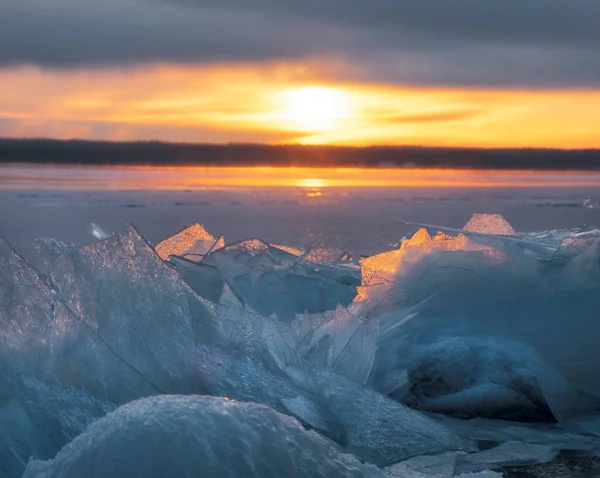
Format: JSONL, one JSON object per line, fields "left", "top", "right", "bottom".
{"left": 1, "top": 0, "right": 599, "bottom": 87}
{"left": 181, "top": 0, "right": 600, "bottom": 49}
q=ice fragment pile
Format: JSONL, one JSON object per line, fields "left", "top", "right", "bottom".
{"left": 2, "top": 214, "right": 600, "bottom": 477}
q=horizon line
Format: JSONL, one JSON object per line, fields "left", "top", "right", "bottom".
{"left": 1, "top": 136, "right": 599, "bottom": 153}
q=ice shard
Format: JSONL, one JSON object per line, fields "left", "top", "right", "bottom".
{"left": 0, "top": 400, "right": 59, "bottom": 478}
{"left": 13, "top": 375, "right": 115, "bottom": 447}
{"left": 296, "top": 305, "right": 378, "bottom": 385}
{"left": 154, "top": 223, "right": 223, "bottom": 261}
{"left": 167, "top": 255, "right": 226, "bottom": 303}
{"left": 35, "top": 224, "right": 199, "bottom": 396}
{"left": 0, "top": 234, "right": 53, "bottom": 378}
{"left": 285, "top": 366, "right": 473, "bottom": 466}
{"left": 87, "top": 223, "right": 110, "bottom": 240}
{"left": 463, "top": 213, "right": 517, "bottom": 236}
{"left": 48, "top": 300, "right": 162, "bottom": 403}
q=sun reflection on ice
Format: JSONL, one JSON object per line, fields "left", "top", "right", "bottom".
{"left": 297, "top": 178, "right": 326, "bottom": 198}
{"left": 305, "top": 190, "right": 322, "bottom": 198}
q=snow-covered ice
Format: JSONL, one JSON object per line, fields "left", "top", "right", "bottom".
{"left": 2, "top": 213, "right": 600, "bottom": 477}
{"left": 22, "top": 395, "right": 383, "bottom": 478}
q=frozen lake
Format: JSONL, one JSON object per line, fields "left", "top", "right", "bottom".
{"left": 1, "top": 163, "right": 600, "bottom": 267}
{"left": 4, "top": 163, "right": 600, "bottom": 477}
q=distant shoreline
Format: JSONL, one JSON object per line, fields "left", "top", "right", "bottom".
{"left": 1, "top": 138, "right": 600, "bottom": 170}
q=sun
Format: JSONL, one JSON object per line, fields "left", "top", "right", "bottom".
{"left": 280, "top": 86, "right": 350, "bottom": 132}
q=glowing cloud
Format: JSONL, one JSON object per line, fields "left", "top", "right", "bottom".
{"left": 1, "top": 63, "right": 600, "bottom": 148}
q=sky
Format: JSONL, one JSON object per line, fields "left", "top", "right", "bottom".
{"left": 1, "top": 0, "right": 600, "bottom": 147}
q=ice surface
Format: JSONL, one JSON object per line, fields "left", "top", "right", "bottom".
{"left": 383, "top": 453, "right": 456, "bottom": 477}
{"left": 454, "top": 473, "right": 503, "bottom": 478}
{"left": 23, "top": 395, "right": 383, "bottom": 478}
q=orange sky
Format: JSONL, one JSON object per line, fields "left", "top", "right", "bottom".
{"left": 1, "top": 62, "right": 600, "bottom": 148}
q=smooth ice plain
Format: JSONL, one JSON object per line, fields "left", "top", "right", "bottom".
{"left": 3, "top": 213, "right": 600, "bottom": 477}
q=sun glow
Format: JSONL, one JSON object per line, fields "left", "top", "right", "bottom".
{"left": 298, "top": 178, "right": 328, "bottom": 188}
{"left": 2, "top": 64, "right": 600, "bottom": 147}
{"left": 279, "top": 86, "right": 350, "bottom": 132}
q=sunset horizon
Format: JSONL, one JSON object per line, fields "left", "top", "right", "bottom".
{"left": 3, "top": 135, "right": 600, "bottom": 152}
{"left": 2, "top": 64, "right": 600, "bottom": 149}
{"left": 4, "top": 3, "right": 600, "bottom": 475}
{"left": 2, "top": 1, "right": 600, "bottom": 150}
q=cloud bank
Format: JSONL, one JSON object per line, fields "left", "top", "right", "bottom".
{"left": 1, "top": 0, "right": 599, "bottom": 87}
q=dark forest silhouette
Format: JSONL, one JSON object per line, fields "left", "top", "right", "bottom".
{"left": 1, "top": 138, "right": 599, "bottom": 170}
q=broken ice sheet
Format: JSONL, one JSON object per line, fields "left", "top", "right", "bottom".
{"left": 374, "top": 368, "right": 411, "bottom": 398}
{"left": 281, "top": 395, "right": 331, "bottom": 433}
{"left": 457, "top": 441, "right": 559, "bottom": 473}
{"left": 383, "top": 453, "right": 456, "bottom": 477}
{"left": 297, "top": 305, "right": 363, "bottom": 368}
{"left": 36, "top": 224, "right": 198, "bottom": 395}
{"left": 202, "top": 238, "right": 359, "bottom": 321}
{"left": 294, "top": 304, "right": 379, "bottom": 385}
{"left": 566, "top": 415, "right": 600, "bottom": 439}
{"left": 432, "top": 415, "right": 600, "bottom": 452}
{"left": 191, "top": 344, "right": 343, "bottom": 442}
{"left": 154, "top": 223, "right": 224, "bottom": 260}
{"left": 400, "top": 214, "right": 557, "bottom": 259}
{"left": 358, "top": 215, "right": 600, "bottom": 420}
{"left": 285, "top": 365, "right": 473, "bottom": 466}
{"left": 357, "top": 224, "right": 505, "bottom": 315}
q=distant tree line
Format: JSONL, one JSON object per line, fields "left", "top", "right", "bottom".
{"left": 0, "top": 138, "right": 599, "bottom": 170}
